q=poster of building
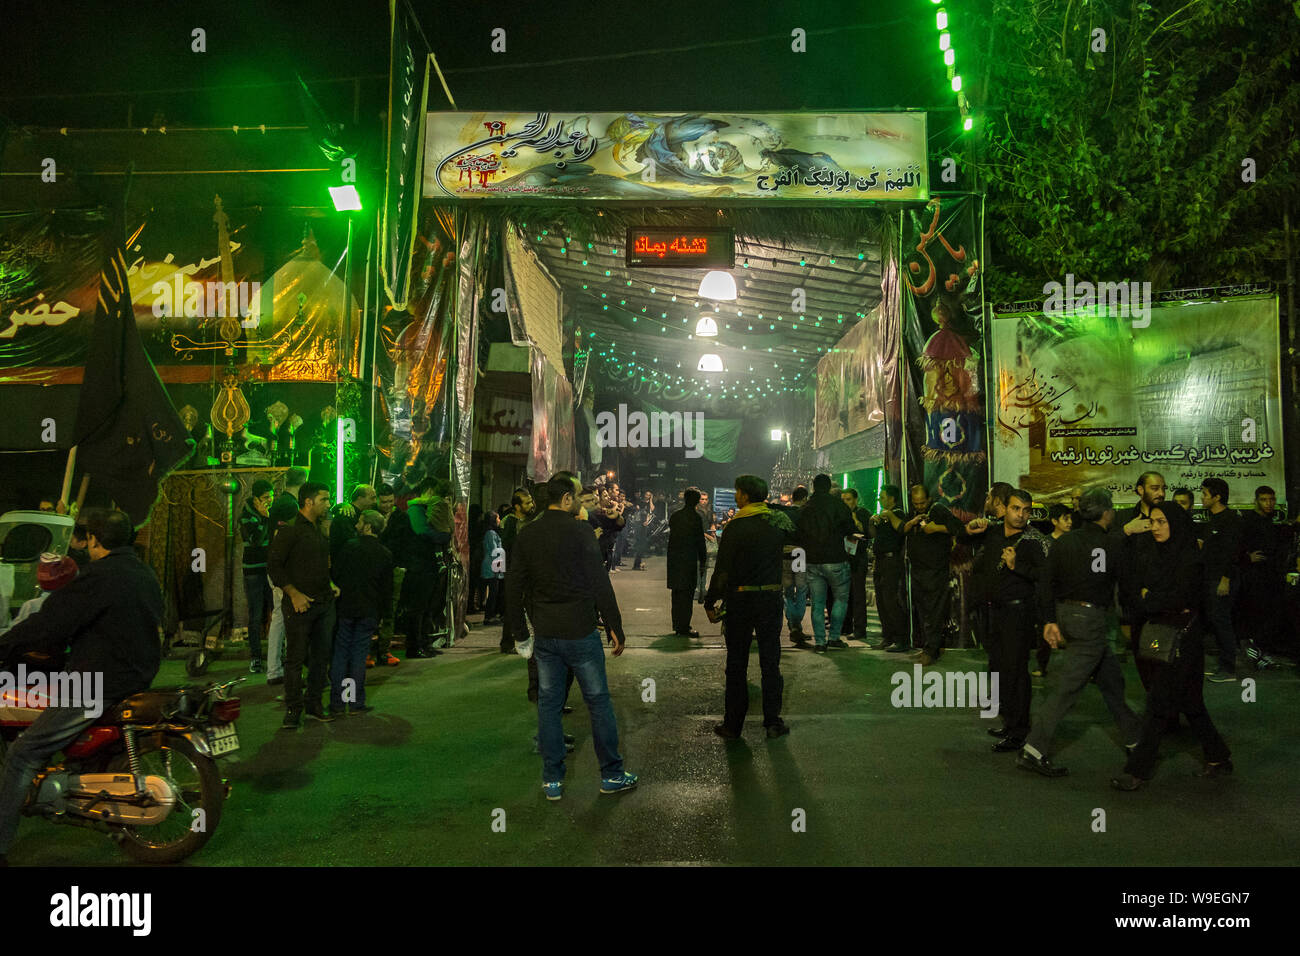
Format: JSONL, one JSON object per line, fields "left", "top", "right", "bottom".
{"left": 991, "top": 294, "right": 1284, "bottom": 507}
{"left": 425, "top": 111, "right": 926, "bottom": 202}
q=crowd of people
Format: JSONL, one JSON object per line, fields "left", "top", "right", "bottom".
{"left": 1, "top": 462, "right": 1296, "bottom": 818}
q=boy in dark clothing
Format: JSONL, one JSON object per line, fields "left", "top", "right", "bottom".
{"left": 330, "top": 510, "right": 394, "bottom": 715}
{"left": 239, "top": 479, "right": 275, "bottom": 673}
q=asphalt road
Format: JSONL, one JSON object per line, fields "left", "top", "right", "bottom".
{"left": 13, "top": 556, "right": 1300, "bottom": 866}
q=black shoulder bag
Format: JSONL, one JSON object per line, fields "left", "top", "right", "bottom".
{"left": 1137, "top": 610, "right": 1196, "bottom": 664}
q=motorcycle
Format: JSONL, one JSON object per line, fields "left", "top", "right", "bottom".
{"left": 0, "top": 665, "right": 243, "bottom": 863}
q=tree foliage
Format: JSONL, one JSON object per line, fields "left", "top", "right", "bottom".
{"left": 958, "top": 0, "right": 1300, "bottom": 302}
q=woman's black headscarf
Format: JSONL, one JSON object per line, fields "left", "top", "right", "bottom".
{"left": 1149, "top": 501, "right": 1197, "bottom": 553}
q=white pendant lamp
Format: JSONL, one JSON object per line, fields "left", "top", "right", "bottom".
{"left": 694, "top": 314, "right": 718, "bottom": 337}
{"left": 698, "top": 353, "right": 723, "bottom": 372}
{"left": 697, "top": 271, "right": 737, "bottom": 301}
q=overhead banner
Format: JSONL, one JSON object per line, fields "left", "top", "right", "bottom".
{"left": 0, "top": 207, "right": 352, "bottom": 386}
{"left": 815, "top": 306, "right": 886, "bottom": 448}
{"left": 991, "top": 294, "right": 1284, "bottom": 507}
{"left": 424, "top": 111, "right": 926, "bottom": 201}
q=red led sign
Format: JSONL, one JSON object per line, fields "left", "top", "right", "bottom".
{"left": 625, "top": 227, "right": 734, "bottom": 268}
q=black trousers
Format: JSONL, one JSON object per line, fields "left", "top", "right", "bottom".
{"left": 844, "top": 562, "right": 868, "bottom": 637}
{"left": 989, "top": 601, "right": 1035, "bottom": 739}
{"left": 1125, "top": 629, "right": 1230, "bottom": 779}
{"left": 872, "top": 553, "right": 907, "bottom": 647}
{"left": 973, "top": 603, "right": 996, "bottom": 674}
{"left": 722, "top": 592, "right": 784, "bottom": 730}
{"left": 670, "top": 588, "right": 695, "bottom": 634}
{"left": 283, "top": 598, "right": 335, "bottom": 715}
{"left": 911, "top": 573, "right": 951, "bottom": 657}
{"left": 401, "top": 565, "right": 441, "bottom": 655}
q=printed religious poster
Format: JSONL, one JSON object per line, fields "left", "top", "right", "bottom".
{"left": 991, "top": 293, "right": 1284, "bottom": 508}
{"left": 424, "top": 111, "right": 926, "bottom": 202}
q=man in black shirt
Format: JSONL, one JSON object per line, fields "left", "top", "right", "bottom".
{"left": 0, "top": 509, "right": 162, "bottom": 861}
{"left": 870, "top": 484, "right": 908, "bottom": 651}
{"left": 772, "top": 486, "right": 810, "bottom": 645}
{"left": 840, "top": 487, "right": 873, "bottom": 642}
{"left": 499, "top": 488, "right": 535, "bottom": 654}
{"left": 370, "top": 484, "right": 402, "bottom": 667}
{"left": 971, "top": 490, "right": 1046, "bottom": 751}
{"left": 265, "top": 466, "right": 308, "bottom": 684}
{"left": 666, "top": 488, "right": 707, "bottom": 637}
{"left": 705, "top": 475, "right": 795, "bottom": 739}
{"left": 239, "top": 479, "right": 275, "bottom": 673}
{"left": 1018, "top": 489, "right": 1142, "bottom": 777}
{"left": 796, "top": 474, "right": 856, "bottom": 651}
{"left": 1238, "top": 485, "right": 1284, "bottom": 664}
{"left": 1199, "top": 477, "right": 1244, "bottom": 681}
{"left": 506, "top": 472, "right": 637, "bottom": 801}
{"left": 904, "top": 485, "right": 962, "bottom": 665}
{"left": 329, "top": 484, "right": 378, "bottom": 561}
{"left": 329, "top": 510, "right": 394, "bottom": 716}
{"left": 268, "top": 482, "right": 337, "bottom": 728}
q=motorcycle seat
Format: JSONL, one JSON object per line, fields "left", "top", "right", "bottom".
{"left": 97, "top": 689, "right": 188, "bottom": 725}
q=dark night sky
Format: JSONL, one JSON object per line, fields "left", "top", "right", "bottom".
{"left": 1, "top": 0, "right": 961, "bottom": 127}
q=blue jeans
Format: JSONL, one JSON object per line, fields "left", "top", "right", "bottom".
{"left": 782, "top": 564, "right": 808, "bottom": 630}
{"left": 0, "top": 706, "right": 101, "bottom": 854}
{"left": 536, "top": 631, "right": 624, "bottom": 784}
{"left": 806, "top": 563, "right": 851, "bottom": 645}
{"left": 330, "top": 616, "right": 376, "bottom": 710}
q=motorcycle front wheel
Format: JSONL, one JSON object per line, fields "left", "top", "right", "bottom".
{"left": 107, "top": 734, "right": 224, "bottom": 864}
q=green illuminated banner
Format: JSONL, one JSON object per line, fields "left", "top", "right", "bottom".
{"left": 991, "top": 294, "right": 1284, "bottom": 507}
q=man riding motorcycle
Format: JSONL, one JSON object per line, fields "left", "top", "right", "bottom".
{"left": 0, "top": 508, "right": 162, "bottom": 864}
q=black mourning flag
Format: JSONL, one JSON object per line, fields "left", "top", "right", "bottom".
{"left": 73, "top": 221, "right": 192, "bottom": 526}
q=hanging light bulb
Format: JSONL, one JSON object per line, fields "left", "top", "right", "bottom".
{"left": 697, "top": 271, "right": 737, "bottom": 301}
{"left": 695, "top": 314, "right": 718, "bottom": 337}
{"left": 698, "top": 353, "right": 723, "bottom": 372}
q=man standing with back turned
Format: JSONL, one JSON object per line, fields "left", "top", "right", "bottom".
{"left": 506, "top": 472, "right": 638, "bottom": 802}
{"left": 705, "top": 475, "right": 795, "bottom": 739}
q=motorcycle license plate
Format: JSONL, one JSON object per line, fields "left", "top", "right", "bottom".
{"left": 208, "top": 723, "right": 240, "bottom": 756}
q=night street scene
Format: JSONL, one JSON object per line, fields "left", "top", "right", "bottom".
{"left": 0, "top": 0, "right": 1295, "bottom": 931}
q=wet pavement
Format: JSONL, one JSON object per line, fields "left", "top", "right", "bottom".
{"left": 14, "top": 554, "right": 1300, "bottom": 866}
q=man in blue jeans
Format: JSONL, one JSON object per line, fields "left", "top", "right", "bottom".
{"left": 795, "top": 474, "right": 856, "bottom": 651}
{"left": 506, "top": 471, "right": 637, "bottom": 801}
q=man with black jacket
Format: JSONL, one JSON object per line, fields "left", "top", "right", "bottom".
{"left": 840, "top": 487, "right": 873, "bottom": 642}
{"left": 667, "top": 488, "right": 707, "bottom": 637}
{"left": 904, "top": 485, "right": 962, "bottom": 665}
{"left": 796, "top": 474, "right": 856, "bottom": 651}
{"left": 1018, "top": 489, "right": 1142, "bottom": 778}
{"left": 265, "top": 466, "right": 308, "bottom": 684}
{"left": 0, "top": 509, "right": 162, "bottom": 861}
{"left": 268, "top": 482, "right": 338, "bottom": 728}
{"left": 506, "top": 472, "right": 637, "bottom": 801}
{"left": 971, "top": 489, "right": 1046, "bottom": 752}
{"left": 1238, "top": 486, "right": 1284, "bottom": 665}
{"left": 499, "top": 488, "right": 535, "bottom": 654}
{"left": 239, "top": 479, "right": 275, "bottom": 674}
{"left": 870, "top": 485, "right": 908, "bottom": 651}
{"left": 705, "top": 475, "right": 795, "bottom": 739}
{"left": 329, "top": 510, "right": 394, "bottom": 716}
{"left": 1199, "top": 477, "right": 1243, "bottom": 682}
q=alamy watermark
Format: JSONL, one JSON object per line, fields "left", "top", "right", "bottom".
{"left": 1042, "top": 274, "right": 1152, "bottom": 328}
{"left": 0, "top": 666, "right": 104, "bottom": 719}
{"left": 151, "top": 277, "right": 261, "bottom": 325}
{"left": 595, "top": 403, "right": 704, "bottom": 459}
{"left": 890, "top": 664, "right": 1000, "bottom": 718}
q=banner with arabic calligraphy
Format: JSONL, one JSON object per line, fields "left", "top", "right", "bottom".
{"left": 815, "top": 305, "right": 886, "bottom": 448}
{"left": 0, "top": 207, "right": 354, "bottom": 386}
{"left": 901, "top": 195, "right": 986, "bottom": 522}
{"left": 991, "top": 294, "right": 1284, "bottom": 508}
{"left": 474, "top": 390, "right": 532, "bottom": 455}
{"left": 424, "top": 112, "right": 926, "bottom": 202}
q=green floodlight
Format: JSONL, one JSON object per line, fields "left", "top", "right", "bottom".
{"left": 937, "top": 9, "right": 947, "bottom": 30}
{"left": 963, "top": 116, "right": 974, "bottom": 131}
{"left": 328, "top": 185, "right": 362, "bottom": 211}
{"left": 951, "top": 74, "right": 962, "bottom": 92}
{"left": 939, "top": 32, "right": 950, "bottom": 51}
